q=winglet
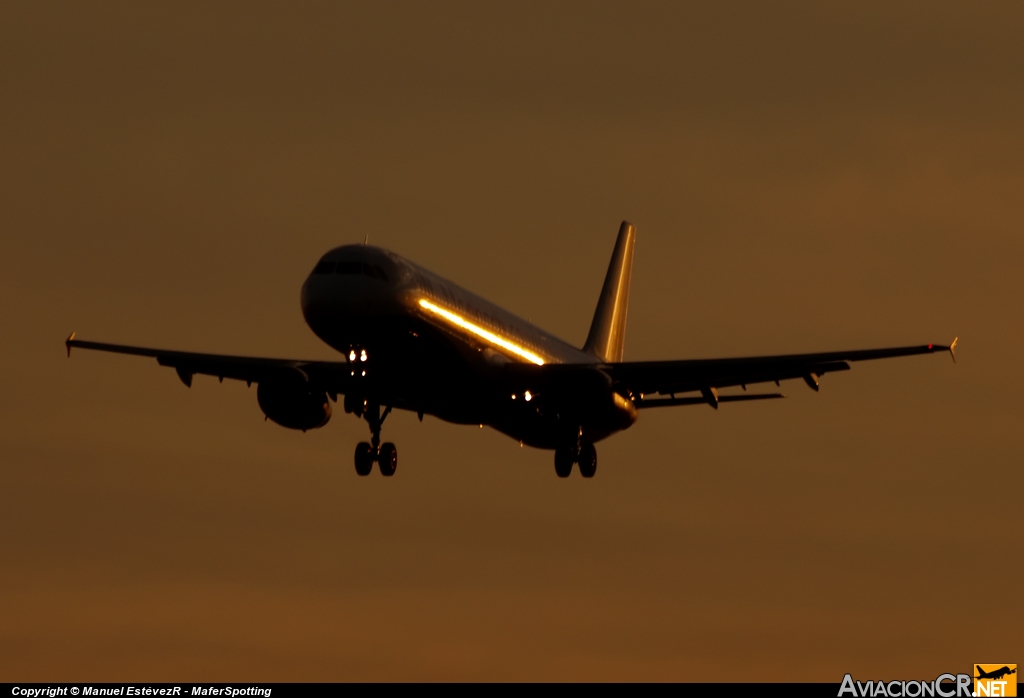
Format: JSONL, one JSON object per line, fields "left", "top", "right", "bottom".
{"left": 948, "top": 336, "right": 958, "bottom": 364}
{"left": 65, "top": 332, "right": 76, "bottom": 358}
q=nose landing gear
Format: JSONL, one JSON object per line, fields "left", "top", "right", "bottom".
{"left": 354, "top": 442, "right": 375, "bottom": 476}
{"left": 352, "top": 403, "right": 398, "bottom": 477}
{"left": 378, "top": 442, "right": 397, "bottom": 476}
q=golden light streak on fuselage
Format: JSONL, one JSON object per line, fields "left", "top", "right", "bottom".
{"left": 417, "top": 298, "right": 546, "bottom": 366}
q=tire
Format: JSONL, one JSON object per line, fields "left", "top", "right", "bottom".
{"left": 378, "top": 442, "right": 398, "bottom": 477}
{"left": 354, "top": 442, "right": 374, "bottom": 476}
{"left": 554, "top": 448, "right": 574, "bottom": 478}
{"left": 578, "top": 443, "right": 597, "bottom": 478}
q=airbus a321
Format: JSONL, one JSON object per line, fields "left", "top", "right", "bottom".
{"left": 66, "top": 222, "right": 957, "bottom": 478}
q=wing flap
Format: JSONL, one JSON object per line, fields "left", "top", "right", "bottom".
{"left": 637, "top": 392, "right": 786, "bottom": 409}
{"left": 650, "top": 360, "right": 850, "bottom": 395}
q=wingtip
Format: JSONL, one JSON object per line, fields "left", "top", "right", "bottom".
{"left": 65, "top": 331, "right": 76, "bottom": 358}
{"left": 949, "top": 336, "right": 958, "bottom": 364}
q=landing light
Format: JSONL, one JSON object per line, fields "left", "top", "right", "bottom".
{"left": 349, "top": 350, "right": 356, "bottom": 362}
{"left": 360, "top": 349, "right": 367, "bottom": 362}
{"left": 524, "top": 391, "right": 533, "bottom": 402}
{"left": 417, "top": 298, "right": 546, "bottom": 365}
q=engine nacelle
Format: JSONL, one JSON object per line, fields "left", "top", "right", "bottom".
{"left": 257, "top": 379, "right": 331, "bottom": 431}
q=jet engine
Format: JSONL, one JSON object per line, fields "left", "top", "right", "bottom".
{"left": 257, "top": 376, "right": 331, "bottom": 431}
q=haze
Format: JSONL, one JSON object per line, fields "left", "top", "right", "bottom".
{"left": 1, "top": 1, "right": 1020, "bottom": 681}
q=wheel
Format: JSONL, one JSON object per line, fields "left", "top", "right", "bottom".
{"left": 354, "top": 442, "right": 374, "bottom": 476}
{"left": 578, "top": 443, "right": 597, "bottom": 478}
{"left": 378, "top": 442, "right": 398, "bottom": 477}
{"left": 554, "top": 447, "right": 574, "bottom": 478}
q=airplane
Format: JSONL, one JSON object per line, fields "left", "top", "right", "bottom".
{"left": 66, "top": 221, "right": 958, "bottom": 478}
{"left": 976, "top": 666, "right": 1016, "bottom": 681}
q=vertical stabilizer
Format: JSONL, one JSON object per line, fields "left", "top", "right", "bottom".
{"left": 583, "top": 221, "right": 636, "bottom": 363}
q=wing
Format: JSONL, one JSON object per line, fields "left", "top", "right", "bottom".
{"left": 607, "top": 338, "right": 958, "bottom": 409}
{"left": 65, "top": 333, "right": 353, "bottom": 394}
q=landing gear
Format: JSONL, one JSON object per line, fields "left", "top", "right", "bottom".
{"left": 378, "top": 442, "right": 397, "bottom": 477}
{"left": 554, "top": 447, "right": 575, "bottom": 478}
{"left": 354, "top": 442, "right": 374, "bottom": 476}
{"left": 354, "top": 440, "right": 398, "bottom": 476}
{"left": 577, "top": 442, "right": 597, "bottom": 478}
{"left": 351, "top": 402, "right": 398, "bottom": 476}
{"left": 553, "top": 441, "right": 597, "bottom": 478}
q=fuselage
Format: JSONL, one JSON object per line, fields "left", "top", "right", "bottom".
{"left": 300, "top": 244, "right": 637, "bottom": 448}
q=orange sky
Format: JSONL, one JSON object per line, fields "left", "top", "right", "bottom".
{"left": 1, "top": 1, "right": 1021, "bottom": 680}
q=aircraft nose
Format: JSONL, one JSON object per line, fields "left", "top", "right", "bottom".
{"left": 300, "top": 272, "right": 342, "bottom": 326}
{"left": 300, "top": 265, "right": 400, "bottom": 328}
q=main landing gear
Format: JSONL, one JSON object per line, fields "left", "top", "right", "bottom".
{"left": 352, "top": 403, "right": 397, "bottom": 477}
{"left": 554, "top": 442, "right": 597, "bottom": 478}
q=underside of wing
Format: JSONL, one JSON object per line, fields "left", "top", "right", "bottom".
{"left": 65, "top": 334, "right": 352, "bottom": 391}
{"left": 605, "top": 339, "right": 958, "bottom": 409}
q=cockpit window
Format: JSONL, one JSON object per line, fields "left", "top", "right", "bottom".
{"left": 313, "top": 261, "right": 335, "bottom": 274}
{"left": 365, "top": 263, "right": 389, "bottom": 281}
{"left": 333, "top": 261, "right": 389, "bottom": 282}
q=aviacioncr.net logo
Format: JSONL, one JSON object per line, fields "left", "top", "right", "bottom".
{"left": 839, "top": 673, "right": 972, "bottom": 697}
{"left": 974, "top": 664, "right": 1017, "bottom": 697}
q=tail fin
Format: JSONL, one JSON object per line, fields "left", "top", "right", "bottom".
{"left": 583, "top": 221, "right": 636, "bottom": 363}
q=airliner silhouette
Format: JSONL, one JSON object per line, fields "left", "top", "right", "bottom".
{"left": 976, "top": 666, "right": 1016, "bottom": 681}
{"left": 66, "top": 222, "right": 957, "bottom": 478}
